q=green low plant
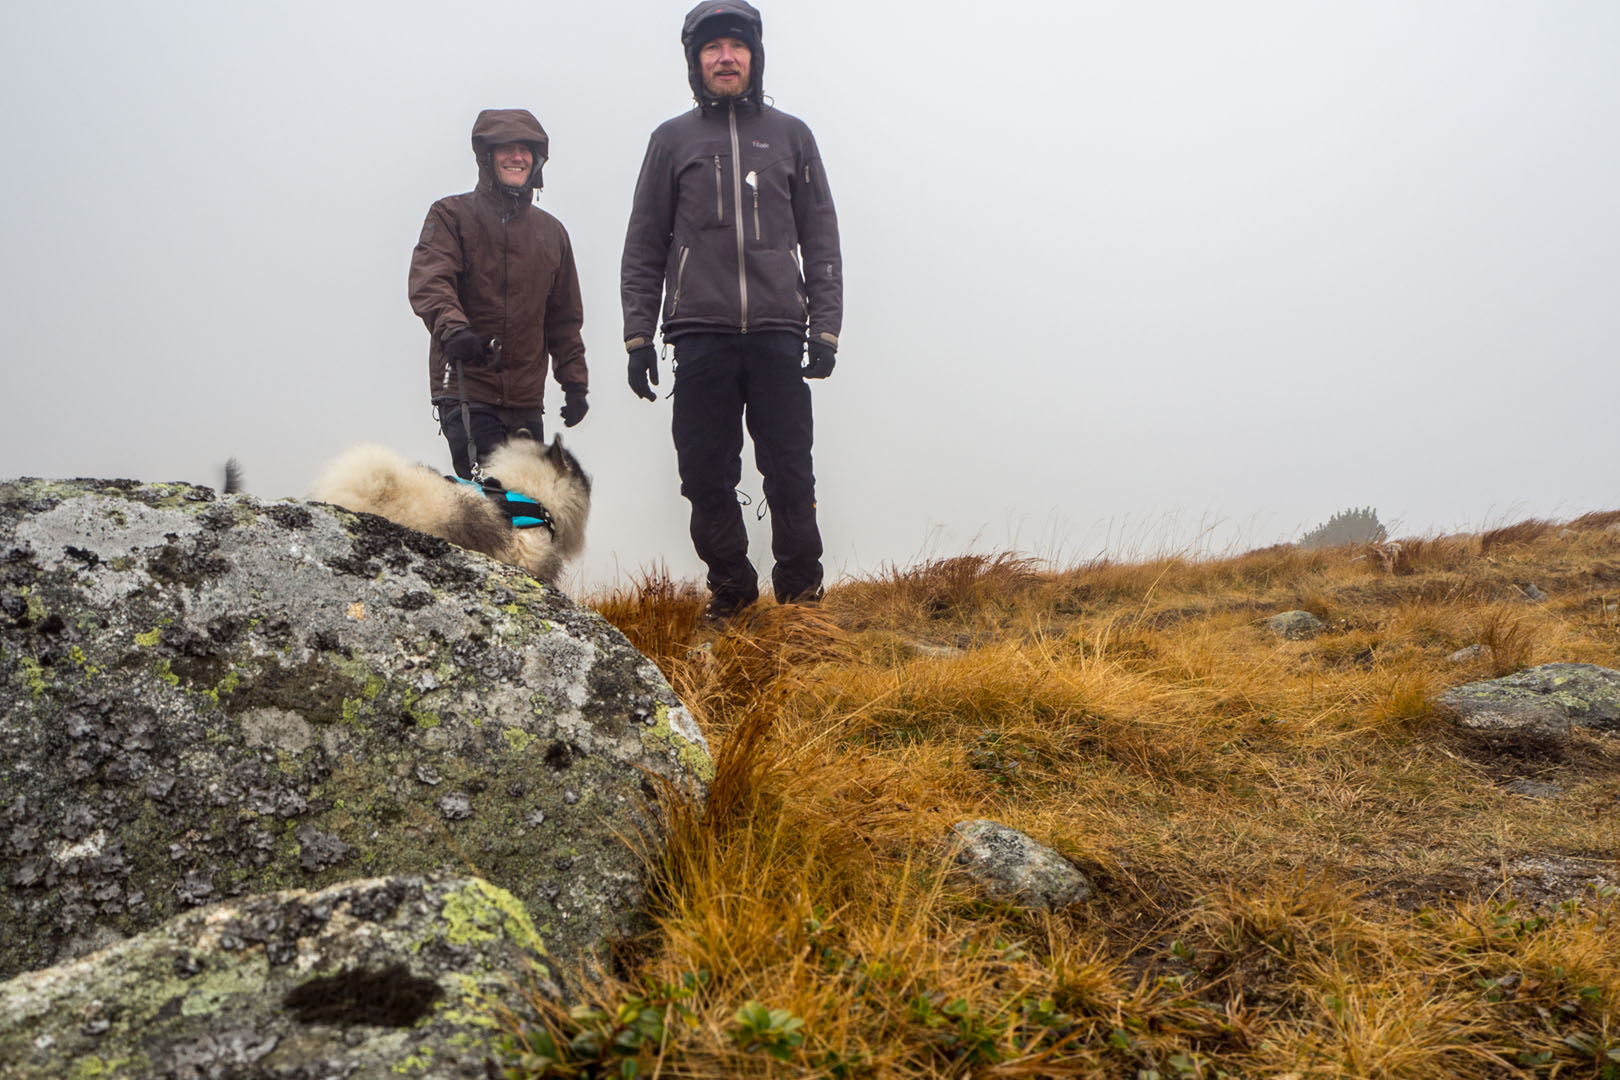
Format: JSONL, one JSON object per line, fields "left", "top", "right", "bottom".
{"left": 493, "top": 971, "right": 708, "bottom": 1079}
{"left": 730, "top": 1000, "right": 806, "bottom": 1061}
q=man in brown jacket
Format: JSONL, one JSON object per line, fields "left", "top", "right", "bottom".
{"left": 621, "top": 1, "right": 843, "bottom": 622}
{"left": 410, "top": 109, "right": 589, "bottom": 478}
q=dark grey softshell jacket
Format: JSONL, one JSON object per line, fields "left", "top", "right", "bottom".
{"left": 620, "top": 101, "right": 842, "bottom": 350}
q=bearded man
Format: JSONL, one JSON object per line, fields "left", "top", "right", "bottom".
{"left": 621, "top": 1, "right": 844, "bottom": 623}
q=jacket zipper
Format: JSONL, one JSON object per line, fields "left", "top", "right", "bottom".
{"left": 669, "top": 245, "right": 690, "bottom": 316}
{"left": 714, "top": 156, "right": 723, "bottom": 222}
{"left": 728, "top": 103, "right": 748, "bottom": 332}
{"left": 498, "top": 205, "right": 510, "bottom": 404}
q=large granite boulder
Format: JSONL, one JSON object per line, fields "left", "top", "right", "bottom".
{"left": 0, "top": 875, "right": 550, "bottom": 1079}
{"left": 0, "top": 478, "right": 711, "bottom": 980}
{"left": 1436, "top": 662, "right": 1620, "bottom": 737}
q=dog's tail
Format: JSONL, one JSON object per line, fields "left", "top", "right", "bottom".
{"left": 223, "top": 457, "right": 244, "bottom": 494}
{"left": 308, "top": 443, "right": 419, "bottom": 516}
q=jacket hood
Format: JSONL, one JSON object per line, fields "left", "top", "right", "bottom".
{"left": 681, "top": 0, "right": 765, "bottom": 110}
{"left": 471, "top": 108, "right": 549, "bottom": 193}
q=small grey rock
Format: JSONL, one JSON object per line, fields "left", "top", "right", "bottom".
{"left": 1437, "top": 663, "right": 1620, "bottom": 738}
{"left": 904, "top": 638, "right": 968, "bottom": 660}
{"left": 949, "top": 820, "right": 1093, "bottom": 911}
{"left": 1266, "top": 610, "right": 1327, "bottom": 640}
{"left": 1503, "top": 779, "right": 1562, "bottom": 800}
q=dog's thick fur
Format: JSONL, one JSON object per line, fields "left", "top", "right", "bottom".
{"left": 308, "top": 433, "right": 590, "bottom": 583}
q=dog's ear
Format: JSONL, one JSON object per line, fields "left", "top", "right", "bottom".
{"left": 511, "top": 427, "right": 537, "bottom": 443}
{"left": 546, "top": 433, "right": 566, "bottom": 463}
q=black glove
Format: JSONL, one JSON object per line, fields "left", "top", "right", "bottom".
{"left": 561, "top": 384, "right": 589, "bottom": 427}
{"left": 803, "top": 339, "right": 837, "bottom": 379}
{"left": 627, "top": 344, "right": 659, "bottom": 401}
{"left": 441, "top": 326, "right": 489, "bottom": 368}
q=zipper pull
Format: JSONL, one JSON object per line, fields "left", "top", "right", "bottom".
{"left": 745, "top": 171, "right": 759, "bottom": 240}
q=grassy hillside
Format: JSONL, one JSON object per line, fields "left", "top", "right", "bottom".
{"left": 498, "top": 514, "right": 1620, "bottom": 1079}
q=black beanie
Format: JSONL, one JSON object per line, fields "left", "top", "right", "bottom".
{"left": 690, "top": 13, "right": 756, "bottom": 51}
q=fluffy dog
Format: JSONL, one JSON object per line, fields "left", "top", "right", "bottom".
{"left": 309, "top": 433, "right": 590, "bottom": 583}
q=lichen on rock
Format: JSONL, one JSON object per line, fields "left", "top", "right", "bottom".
{"left": 1436, "top": 662, "right": 1620, "bottom": 737}
{"left": 0, "top": 875, "right": 553, "bottom": 1078}
{"left": 0, "top": 478, "right": 710, "bottom": 980}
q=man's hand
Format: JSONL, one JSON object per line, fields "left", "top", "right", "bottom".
{"left": 441, "top": 327, "right": 489, "bottom": 368}
{"left": 627, "top": 344, "right": 659, "bottom": 401}
{"left": 561, "top": 385, "right": 589, "bottom": 427}
{"left": 803, "top": 339, "right": 837, "bottom": 379}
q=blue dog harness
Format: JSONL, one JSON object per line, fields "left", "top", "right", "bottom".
{"left": 452, "top": 476, "right": 555, "bottom": 535}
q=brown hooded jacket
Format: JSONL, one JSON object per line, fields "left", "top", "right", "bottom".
{"left": 409, "top": 109, "right": 588, "bottom": 407}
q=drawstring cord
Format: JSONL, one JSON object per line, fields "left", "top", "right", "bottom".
{"left": 733, "top": 489, "right": 769, "bottom": 521}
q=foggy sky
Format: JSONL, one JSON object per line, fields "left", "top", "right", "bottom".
{"left": 2, "top": 0, "right": 1616, "bottom": 595}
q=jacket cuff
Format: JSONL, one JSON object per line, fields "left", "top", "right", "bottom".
{"left": 812, "top": 331, "right": 839, "bottom": 349}
{"left": 625, "top": 335, "right": 653, "bottom": 351}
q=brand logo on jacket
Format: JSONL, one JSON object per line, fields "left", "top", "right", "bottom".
{"left": 751, "top": 139, "right": 770, "bottom": 149}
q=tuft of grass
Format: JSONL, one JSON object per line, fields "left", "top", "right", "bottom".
{"left": 591, "top": 562, "right": 705, "bottom": 674}
{"left": 1477, "top": 604, "right": 1538, "bottom": 676}
{"left": 1481, "top": 518, "right": 1556, "bottom": 553}
{"left": 1569, "top": 509, "right": 1620, "bottom": 532}
{"left": 1365, "top": 535, "right": 1478, "bottom": 576}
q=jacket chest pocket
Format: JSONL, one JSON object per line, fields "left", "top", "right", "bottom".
{"left": 680, "top": 155, "right": 731, "bottom": 231}
{"left": 743, "top": 168, "right": 762, "bottom": 242}
{"left": 746, "top": 156, "right": 796, "bottom": 248}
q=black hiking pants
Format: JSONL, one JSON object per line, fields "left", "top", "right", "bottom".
{"left": 671, "top": 333, "right": 824, "bottom": 608}
{"left": 434, "top": 399, "right": 546, "bottom": 480}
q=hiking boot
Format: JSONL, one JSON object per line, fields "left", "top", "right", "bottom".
{"left": 776, "top": 584, "right": 825, "bottom": 605}
{"left": 703, "top": 589, "right": 758, "bottom": 629}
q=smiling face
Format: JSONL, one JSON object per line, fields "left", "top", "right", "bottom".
{"left": 490, "top": 142, "right": 534, "bottom": 189}
{"left": 699, "top": 36, "right": 752, "bottom": 98}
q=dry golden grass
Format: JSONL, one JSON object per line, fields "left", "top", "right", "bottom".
{"left": 1481, "top": 519, "right": 1557, "bottom": 554}
{"left": 497, "top": 515, "right": 1620, "bottom": 1079}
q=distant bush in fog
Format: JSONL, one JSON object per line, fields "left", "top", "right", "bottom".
{"left": 1299, "top": 506, "right": 1386, "bottom": 549}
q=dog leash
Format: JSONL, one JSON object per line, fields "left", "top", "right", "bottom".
{"left": 455, "top": 355, "right": 483, "bottom": 482}
{"left": 448, "top": 336, "right": 502, "bottom": 482}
